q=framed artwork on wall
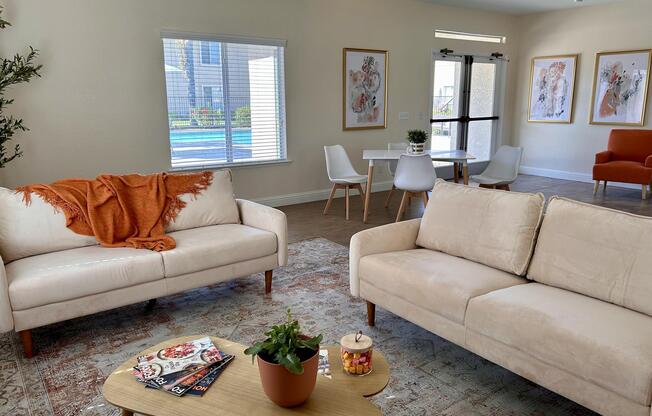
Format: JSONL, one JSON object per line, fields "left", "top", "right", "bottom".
{"left": 343, "top": 48, "right": 388, "bottom": 130}
{"left": 589, "top": 49, "right": 651, "bottom": 126}
{"left": 527, "top": 54, "right": 578, "bottom": 123}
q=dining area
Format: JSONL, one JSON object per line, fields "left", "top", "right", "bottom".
{"left": 323, "top": 142, "right": 522, "bottom": 223}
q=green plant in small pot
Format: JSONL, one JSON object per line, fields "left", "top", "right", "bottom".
{"left": 244, "top": 309, "right": 323, "bottom": 407}
{"left": 406, "top": 129, "right": 428, "bottom": 154}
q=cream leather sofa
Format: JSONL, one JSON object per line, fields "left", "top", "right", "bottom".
{"left": 0, "top": 170, "right": 287, "bottom": 357}
{"left": 350, "top": 180, "right": 652, "bottom": 416}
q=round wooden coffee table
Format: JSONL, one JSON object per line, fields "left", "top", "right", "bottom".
{"left": 103, "top": 335, "right": 390, "bottom": 416}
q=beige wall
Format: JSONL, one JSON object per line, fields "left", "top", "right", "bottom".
{"left": 511, "top": 0, "right": 652, "bottom": 180}
{"left": 0, "top": 0, "right": 518, "bottom": 200}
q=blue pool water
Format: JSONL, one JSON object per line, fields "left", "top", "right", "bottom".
{"left": 170, "top": 129, "right": 252, "bottom": 145}
{"left": 169, "top": 128, "right": 253, "bottom": 164}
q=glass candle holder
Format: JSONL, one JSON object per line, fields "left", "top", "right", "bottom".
{"left": 340, "top": 331, "right": 373, "bottom": 376}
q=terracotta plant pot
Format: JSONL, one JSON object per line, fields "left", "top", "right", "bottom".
{"left": 256, "top": 348, "right": 319, "bottom": 407}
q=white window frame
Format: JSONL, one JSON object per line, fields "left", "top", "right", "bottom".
{"left": 161, "top": 31, "right": 289, "bottom": 170}
{"left": 199, "top": 40, "right": 220, "bottom": 66}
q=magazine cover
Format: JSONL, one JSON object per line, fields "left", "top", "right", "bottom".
{"left": 136, "top": 337, "right": 223, "bottom": 381}
{"left": 168, "top": 354, "right": 234, "bottom": 397}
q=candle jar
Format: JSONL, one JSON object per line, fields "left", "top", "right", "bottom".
{"left": 340, "top": 332, "right": 373, "bottom": 376}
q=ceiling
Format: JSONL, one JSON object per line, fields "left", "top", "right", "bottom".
{"left": 424, "top": 0, "right": 624, "bottom": 15}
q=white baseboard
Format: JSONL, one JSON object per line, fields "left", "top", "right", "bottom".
{"left": 519, "top": 165, "right": 641, "bottom": 190}
{"left": 253, "top": 180, "right": 395, "bottom": 207}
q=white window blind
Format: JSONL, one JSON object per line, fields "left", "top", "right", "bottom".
{"left": 162, "top": 33, "right": 287, "bottom": 169}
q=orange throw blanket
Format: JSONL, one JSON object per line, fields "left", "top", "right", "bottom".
{"left": 17, "top": 172, "right": 213, "bottom": 251}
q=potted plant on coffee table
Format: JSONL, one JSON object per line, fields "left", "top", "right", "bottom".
{"left": 406, "top": 129, "right": 428, "bottom": 154}
{"left": 244, "top": 309, "right": 323, "bottom": 407}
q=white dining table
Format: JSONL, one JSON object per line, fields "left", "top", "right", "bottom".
{"left": 361, "top": 149, "right": 475, "bottom": 223}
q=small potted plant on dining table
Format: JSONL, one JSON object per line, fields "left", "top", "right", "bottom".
{"left": 244, "top": 309, "right": 323, "bottom": 407}
{"left": 406, "top": 129, "right": 428, "bottom": 154}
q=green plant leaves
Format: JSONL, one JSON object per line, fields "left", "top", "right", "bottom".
{"left": 244, "top": 309, "right": 322, "bottom": 375}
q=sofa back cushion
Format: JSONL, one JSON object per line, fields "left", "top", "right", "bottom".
{"left": 0, "top": 187, "right": 98, "bottom": 263}
{"left": 416, "top": 180, "right": 545, "bottom": 275}
{"left": 528, "top": 196, "right": 652, "bottom": 316}
{"left": 166, "top": 169, "right": 240, "bottom": 232}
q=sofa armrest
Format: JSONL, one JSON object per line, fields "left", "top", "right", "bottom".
{"left": 236, "top": 199, "right": 288, "bottom": 267}
{"left": 349, "top": 219, "right": 421, "bottom": 297}
{"left": 0, "top": 257, "right": 13, "bottom": 333}
{"left": 595, "top": 151, "right": 612, "bottom": 164}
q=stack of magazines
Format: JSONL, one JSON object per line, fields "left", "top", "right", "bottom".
{"left": 132, "top": 337, "right": 234, "bottom": 397}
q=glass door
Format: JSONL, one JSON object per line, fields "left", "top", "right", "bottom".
{"left": 430, "top": 53, "right": 503, "bottom": 170}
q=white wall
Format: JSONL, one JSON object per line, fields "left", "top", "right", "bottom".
{"left": 511, "top": 0, "right": 652, "bottom": 181}
{"left": 0, "top": 0, "right": 518, "bottom": 201}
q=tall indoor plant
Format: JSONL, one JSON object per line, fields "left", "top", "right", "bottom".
{"left": 245, "top": 309, "right": 322, "bottom": 407}
{"left": 0, "top": 6, "right": 42, "bottom": 168}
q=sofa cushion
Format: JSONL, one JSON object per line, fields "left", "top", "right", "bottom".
{"left": 166, "top": 169, "right": 240, "bottom": 232}
{"left": 528, "top": 197, "right": 652, "bottom": 316}
{"left": 593, "top": 160, "right": 652, "bottom": 184}
{"left": 7, "top": 246, "right": 164, "bottom": 310}
{"left": 466, "top": 283, "right": 652, "bottom": 406}
{"left": 416, "top": 180, "right": 545, "bottom": 275}
{"left": 359, "top": 249, "right": 526, "bottom": 324}
{"left": 0, "top": 187, "right": 98, "bottom": 263}
{"left": 161, "top": 224, "right": 277, "bottom": 277}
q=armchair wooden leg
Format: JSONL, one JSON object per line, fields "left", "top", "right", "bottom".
{"left": 121, "top": 410, "right": 134, "bottom": 416}
{"left": 366, "top": 301, "right": 375, "bottom": 327}
{"left": 603, "top": 181, "right": 608, "bottom": 193}
{"left": 264, "top": 270, "right": 273, "bottom": 294}
{"left": 643, "top": 185, "right": 648, "bottom": 200}
{"left": 384, "top": 185, "right": 395, "bottom": 208}
{"left": 396, "top": 191, "right": 409, "bottom": 222}
{"left": 323, "top": 184, "right": 338, "bottom": 215}
{"left": 19, "top": 330, "right": 33, "bottom": 358}
{"left": 593, "top": 180, "right": 600, "bottom": 195}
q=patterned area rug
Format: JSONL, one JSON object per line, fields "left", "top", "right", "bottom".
{"left": 0, "top": 238, "right": 596, "bottom": 416}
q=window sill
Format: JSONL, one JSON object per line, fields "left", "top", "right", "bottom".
{"left": 169, "top": 159, "right": 292, "bottom": 173}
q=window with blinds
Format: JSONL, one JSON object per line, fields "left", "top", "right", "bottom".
{"left": 162, "top": 33, "right": 287, "bottom": 169}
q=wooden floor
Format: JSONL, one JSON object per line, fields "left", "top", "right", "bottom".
{"left": 280, "top": 175, "right": 652, "bottom": 246}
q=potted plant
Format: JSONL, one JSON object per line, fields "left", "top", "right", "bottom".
{"left": 0, "top": 7, "right": 43, "bottom": 168}
{"left": 244, "top": 309, "right": 323, "bottom": 407}
{"left": 406, "top": 129, "right": 428, "bottom": 154}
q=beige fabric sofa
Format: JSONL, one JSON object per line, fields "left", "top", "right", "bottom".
{"left": 0, "top": 170, "right": 287, "bottom": 357}
{"left": 350, "top": 180, "right": 652, "bottom": 416}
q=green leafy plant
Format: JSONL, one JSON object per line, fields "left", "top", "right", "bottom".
{"left": 244, "top": 309, "right": 322, "bottom": 375}
{"left": 0, "top": 6, "right": 43, "bottom": 167}
{"left": 406, "top": 129, "right": 428, "bottom": 144}
{"left": 190, "top": 107, "right": 224, "bottom": 127}
{"left": 232, "top": 106, "right": 251, "bottom": 128}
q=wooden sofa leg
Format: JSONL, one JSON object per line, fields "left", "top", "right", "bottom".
{"left": 265, "top": 270, "right": 273, "bottom": 294}
{"left": 366, "top": 301, "right": 376, "bottom": 326}
{"left": 593, "top": 180, "right": 599, "bottom": 195}
{"left": 145, "top": 298, "right": 157, "bottom": 311}
{"left": 643, "top": 184, "right": 648, "bottom": 200}
{"left": 19, "top": 330, "right": 33, "bottom": 358}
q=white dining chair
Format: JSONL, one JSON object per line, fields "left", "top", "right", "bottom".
{"left": 384, "top": 142, "right": 408, "bottom": 208}
{"left": 471, "top": 146, "right": 523, "bottom": 191}
{"left": 394, "top": 153, "right": 437, "bottom": 222}
{"left": 323, "top": 145, "right": 368, "bottom": 220}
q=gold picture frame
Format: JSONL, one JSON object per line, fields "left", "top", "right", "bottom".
{"left": 589, "top": 49, "right": 652, "bottom": 126}
{"left": 527, "top": 54, "right": 578, "bottom": 124}
{"left": 342, "top": 48, "right": 388, "bottom": 130}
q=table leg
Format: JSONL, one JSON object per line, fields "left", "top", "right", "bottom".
{"left": 363, "top": 162, "right": 374, "bottom": 223}
{"left": 453, "top": 162, "right": 460, "bottom": 183}
{"left": 462, "top": 162, "right": 469, "bottom": 185}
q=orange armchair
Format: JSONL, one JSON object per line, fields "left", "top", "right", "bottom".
{"left": 593, "top": 129, "right": 652, "bottom": 199}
